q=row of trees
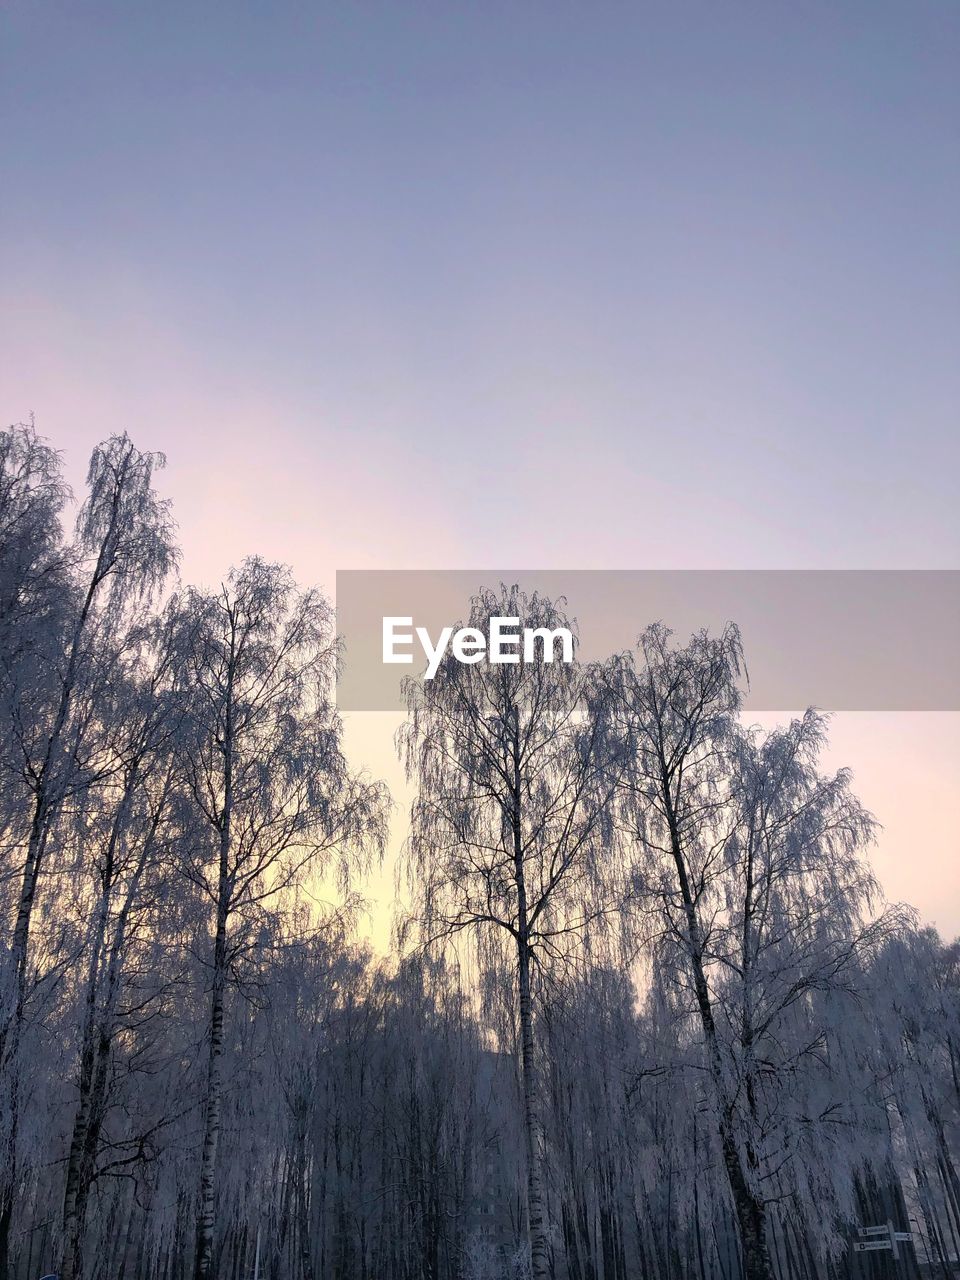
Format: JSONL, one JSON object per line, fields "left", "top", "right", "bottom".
{"left": 0, "top": 424, "right": 958, "bottom": 1280}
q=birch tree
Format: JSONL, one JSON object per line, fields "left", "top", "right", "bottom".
{"left": 869, "top": 927, "right": 960, "bottom": 1274}
{"left": 0, "top": 431, "right": 175, "bottom": 1273}
{"left": 605, "top": 625, "right": 897, "bottom": 1280}
{"left": 399, "top": 584, "right": 624, "bottom": 1280}
{"left": 172, "top": 558, "right": 386, "bottom": 1280}
{"left": 3, "top": 421, "right": 958, "bottom": 1280}
{"left": 58, "top": 609, "right": 186, "bottom": 1280}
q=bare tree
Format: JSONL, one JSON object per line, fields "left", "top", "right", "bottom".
{"left": 171, "top": 558, "right": 387, "bottom": 1280}
{"left": 0, "top": 431, "right": 175, "bottom": 1273}
{"left": 3, "top": 426, "right": 957, "bottom": 1280}
{"left": 59, "top": 610, "right": 185, "bottom": 1280}
{"left": 399, "top": 584, "right": 624, "bottom": 1280}
{"left": 604, "top": 625, "right": 898, "bottom": 1280}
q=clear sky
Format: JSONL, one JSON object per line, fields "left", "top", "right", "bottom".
{"left": 2, "top": 2, "right": 958, "bottom": 939}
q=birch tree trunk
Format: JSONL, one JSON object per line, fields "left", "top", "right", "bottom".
{"left": 194, "top": 805, "right": 232, "bottom": 1280}
{"left": 518, "top": 935, "right": 550, "bottom": 1280}
{"left": 510, "top": 707, "right": 550, "bottom": 1280}
{"left": 60, "top": 787, "right": 131, "bottom": 1280}
{"left": 665, "top": 803, "right": 773, "bottom": 1280}
{"left": 61, "top": 779, "right": 164, "bottom": 1280}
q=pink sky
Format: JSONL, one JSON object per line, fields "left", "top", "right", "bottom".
{"left": 2, "top": 3, "right": 957, "bottom": 942}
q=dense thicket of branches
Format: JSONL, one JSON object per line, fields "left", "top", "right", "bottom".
{"left": 1, "top": 424, "right": 958, "bottom": 1280}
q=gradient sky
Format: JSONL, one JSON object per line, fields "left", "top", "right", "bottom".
{"left": 2, "top": 2, "right": 958, "bottom": 940}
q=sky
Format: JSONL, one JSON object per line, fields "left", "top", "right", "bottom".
{"left": 1, "top": 2, "right": 958, "bottom": 941}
